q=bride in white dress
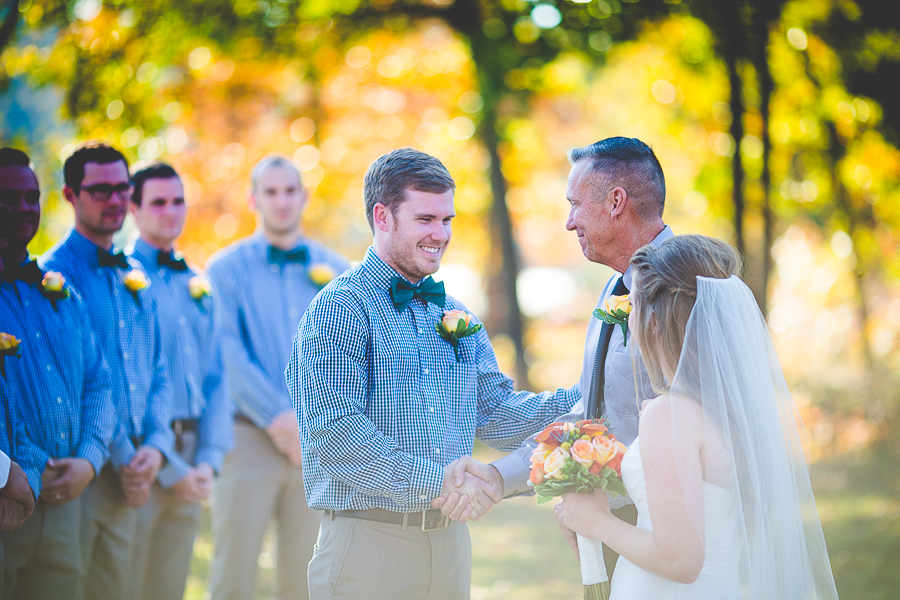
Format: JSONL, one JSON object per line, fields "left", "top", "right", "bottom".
{"left": 557, "top": 235, "right": 839, "bottom": 599}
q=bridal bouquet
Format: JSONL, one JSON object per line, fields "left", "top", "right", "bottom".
{"left": 529, "top": 419, "right": 628, "bottom": 600}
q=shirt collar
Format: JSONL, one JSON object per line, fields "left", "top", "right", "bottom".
{"left": 131, "top": 237, "right": 166, "bottom": 266}
{"left": 360, "top": 246, "right": 410, "bottom": 290}
{"left": 622, "top": 224, "right": 673, "bottom": 290}
{"left": 63, "top": 228, "right": 108, "bottom": 268}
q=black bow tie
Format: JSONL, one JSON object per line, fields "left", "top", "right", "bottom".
{"left": 157, "top": 250, "right": 188, "bottom": 272}
{"left": 389, "top": 276, "right": 446, "bottom": 313}
{"left": 1, "top": 260, "right": 43, "bottom": 285}
{"left": 97, "top": 249, "right": 129, "bottom": 270}
{"left": 268, "top": 246, "right": 309, "bottom": 266}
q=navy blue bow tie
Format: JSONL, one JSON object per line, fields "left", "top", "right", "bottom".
{"left": 389, "top": 276, "right": 446, "bottom": 313}
{"left": 97, "top": 249, "right": 129, "bottom": 270}
{"left": 157, "top": 250, "right": 188, "bottom": 271}
{"left": 268, "top": 246, "right": 309, "bottom": 266}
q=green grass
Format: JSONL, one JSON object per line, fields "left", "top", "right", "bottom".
{"left": 182, "top": 444, "right": 899, "bottom": 600}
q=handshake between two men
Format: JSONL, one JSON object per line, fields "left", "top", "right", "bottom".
{"left": 432, "top": 456, "right": 504, "bottom": 523}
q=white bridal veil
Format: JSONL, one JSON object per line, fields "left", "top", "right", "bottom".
{"left": 669, "top": 275, "right": 839, "bottom": 599}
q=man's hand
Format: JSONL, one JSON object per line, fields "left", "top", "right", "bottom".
{"left": 121, "top": 485, "right": 151, "bottom": 509}
{"left": 171, "top": 464, "right": 215, "bottom": 503}
{"left": 432, "top": 457, "right": 502, "bottom": 523}
{"left": 42, "top": 458, "right": 95, "bottom": 506}
{"left": 432, "top": 456, "right": 504, "bottom": 522}
{"left": 1, "top": 461, "right": 35, "bottom": 519}
{"left": 554, "top": 500, "right": 580, "bottom": 559}
{"left": 121, "top": 446, "right": 163, "bottom": 489}
{"left": 0, "top": 495, "right": 26, "bottom": 532}
{"left": 266, "top": 410, "right": 303, "bottom": 466}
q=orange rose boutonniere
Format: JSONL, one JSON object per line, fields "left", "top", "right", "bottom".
{"left": 593, "top": 294, "right": 632, "bottom": 346}
{"left": 435, "top": 309, "right": 482, "bottom": 362}
{"left": 123, "top": 269, "right": 150, "bottom": 307}
{"left": 0, "top": 332, "right": 22, "bottom": 379}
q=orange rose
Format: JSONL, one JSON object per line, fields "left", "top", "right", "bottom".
{"left": 570, "top": 438, "right": 595, "bottom": 467}
{"left": 529, "top": 465, "right": 544, "bottom": 484}
{"left": 543, "top": 446, "right": 570, "bottom": 480}
{"left": 606, "top": 453, "right": 624, "bottom": 476}
{"left": 589, "top": 462, "right": 603, "bottom": 476}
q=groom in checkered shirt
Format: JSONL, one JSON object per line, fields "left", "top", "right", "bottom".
{"left": 287, "top": 148, "right": 579, "bottom": 600}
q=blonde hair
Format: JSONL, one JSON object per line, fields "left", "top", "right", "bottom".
{"left": 630, "top": 235, "right": 742, "bottom": 393}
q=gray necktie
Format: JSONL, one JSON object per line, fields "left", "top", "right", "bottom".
{"left": 585, "top": 276, "right": 630, "bottom": 420}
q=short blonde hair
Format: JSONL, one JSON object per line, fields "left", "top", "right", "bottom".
{"left": 630, "top": 235, "right": 742, "bottom": 393}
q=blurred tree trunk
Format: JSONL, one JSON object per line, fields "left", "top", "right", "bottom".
{"left": 751, "top": 22, "right": 776, "bottom": 316}
{"left": 725, "top": 55, "right": 746, "bottom": 259}
{"left": 478, "top": 96, "right": 531, "bottom": 389}
{"left": 0, "top": 0, "right": 20, "bottom": 55}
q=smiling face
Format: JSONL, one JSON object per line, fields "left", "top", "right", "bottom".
{"left": 131, "top": 176, "right": 186, "bottom": 250}
{"left": 250, "top": 164, "right": 307, "bottom": 237}
{"left": 566, "top": 159, "right": 618, "bottom": 266}
{"left": 0, "top": 165, "right": 41, "bottom": 255}
{"left": 375, "top": 188, "right": 455, "bottom": 283}
{"left": 65, "top": 160, "right": 130, "bottom": 240}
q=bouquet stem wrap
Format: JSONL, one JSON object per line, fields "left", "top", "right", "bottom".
{"left": 577, "top": 533, "right": 610, "bottom": 600}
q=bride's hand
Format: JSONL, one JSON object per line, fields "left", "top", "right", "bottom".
{"left": 558, "top": 488, "right": 611, "bottom": 540}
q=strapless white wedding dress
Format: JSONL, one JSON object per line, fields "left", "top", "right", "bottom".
{"left": 609, "top": 437, "right": 743, "bottom": 600}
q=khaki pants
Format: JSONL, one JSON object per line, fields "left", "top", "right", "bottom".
{"left": 126, "top": 429, "right": 203, "bottom": 600}
{"left": 209, "top": 421, "right": 319, "bottom": 600}
{"left": 80, "top": 464, "right": 138, "bottom": 600}
{"left": 603, "top": 504, "right": 639, "bottom": 579}
{"left": 308, "top": 513, "right": 472, "bottom": 600}
{"left": 1, "top": 498, "right": 82, "bottom": 600}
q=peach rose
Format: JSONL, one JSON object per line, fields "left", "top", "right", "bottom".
{"left": 570, "top": 438, "right": 595, "bottom": 467}
{"left": 188, "top": 276, "right": 212, "bottom": 299}
{"left": 41, "top": 271, "right": 66, "bottom": 293}
{"left": 441, "top": 309, "right": 472, "bottom": 334}
{"left": 543, "top": 446, "right": 570, "bottom": 480}
{"left": 592, "top": 435, "right": 619, "bottom": 465}
{"left": 123, "top": 270, "right": 150, "bottom": 292}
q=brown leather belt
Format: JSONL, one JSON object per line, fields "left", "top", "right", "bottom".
{"left": 171, "top": 418, "right": 199, "bottom": 435}
{"left": 325, "top": 508, "right": 451, "bottom": 532}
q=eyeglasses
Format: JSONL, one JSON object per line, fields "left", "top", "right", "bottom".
{"left": 81, "top": 183, "right": 133, "bottom": 202}
{"left": 0, "top": 189, "right": 41, "bottom": 207}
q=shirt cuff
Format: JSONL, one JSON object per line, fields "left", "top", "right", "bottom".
{"left": 400, "top": 454, "right": 444, "bottom": 509}
{"left": 491, "top": 452, "right": 533, "bottom": 498}
{"left": 76, "top": 441, "right": 109, "bottom": 480}
{"left": 110, "top": 433, "right": 137, "bottom": 470}
{"left": 193, "top": 447, "right": 225, "bottom": 475}
{"left": 0, "top": 451, "right": 9, "bottom": 488}
{"left": 157, "top": 454, "right": 191, "bottom": 489}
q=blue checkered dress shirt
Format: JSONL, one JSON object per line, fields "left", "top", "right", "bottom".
{"left": 0, "top": 384, "right": 45, "bottom": 498}
{"left": 286, "top": 247, "right": 580, "bottom": 512}
{"left": 129, "top": 239, "right": 233, "bottom": 484}
{"left": 207, "top": 233, "right": 350, "bottom": 428}
{"left": 0, "top": 262, "right": 115, "bottom": 482}
{"left": 41, "top": 229, "right": 175, "bottom": 472}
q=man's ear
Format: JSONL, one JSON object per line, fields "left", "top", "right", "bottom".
{"left": 62, "top": 185, "right": 77, "bottom": 205}
{"left": 609, "top": 186, "right": 628, "bottom": 218}
{"left": 372, "top": 203, "right": 391, "bottom": 232}
{"left": 246, "top": 186, "right": 257, "bottom": 212}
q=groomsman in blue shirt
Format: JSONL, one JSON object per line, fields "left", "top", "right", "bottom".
{"left": 40, "top": 142, "right": 176, "bottom": 600}
{"left": 207, "top": 155, "right": 349, "bottom": 600}
{"left": 125, "top": 162, "right": 233, "bottom": 600}
{"left": 0, "top": 147, "right": 115, "bottom": 599}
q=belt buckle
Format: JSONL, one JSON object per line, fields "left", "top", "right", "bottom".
{"left": 420, "top": 510, "right": 449, "bottom": 532}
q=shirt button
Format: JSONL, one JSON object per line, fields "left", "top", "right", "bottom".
{"left": 119, "top": 320, "right": 126, "bottom": 329}
{"left": 270, "top": 264, "right": 279, "bottom": 273}
{"left": 419, "top": 493, "right": 429, "bottom": 501}
{"left": 35, "top": 332, "right": 41, "bottom": 338}
{"left": 184, "top": 346, "right": 192, "bottom": 355}
{"left": 122, "top": 352, "right": 129, "bottom": 360}
{"left": 60, "top": 432, "right": 66, "bottom": 439}
{"left": 179, "top": 317, "right": 187, "bottom": 326}
{"left": 129, "top": 384, "right": 136, "bottom": 392}
{"left": 158, "top": 270, "right": 165, "bottom": 277}
{"left": 57, "top": 397, "right": 63, "bottom": 404}
{"left": 47, "top": 364, "right": 52, "bottom": 371}
{"left": 434, "top": 449, "right": 440, "bottom": 454}
{"left": 429, "top": 407, "right": 435, "bottom": 413}
{"left": 423, "top": 368, "right": 429, "bottom": 375}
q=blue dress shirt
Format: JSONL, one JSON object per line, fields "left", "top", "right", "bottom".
{"left": 41, "top": 229, "right": 175, "bottom": 473}
{"left": 129, "top": 238, "right": 233, "bottom": 485}
{"left": 0, "top": 262, "right": 115, "bottom": 481}
{"left": 0, "top": 385, "right": 45, "bottom": 498}
{"left": 207, "top": 233, "right": 349, "bottom": 428}
{"left": 286, "top": 248, "right": 580, "bottom": 512}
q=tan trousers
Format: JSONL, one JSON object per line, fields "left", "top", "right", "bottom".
{"left": 1, "top": 498, "right": 82, "bottom": 600}
{"left": 308, "top": 513, "right": 472, "bottom": 600}
{"left": 209, "top": 421, "right": 319, "bottom": 600}
{"left": 80, "top": 464, "right": 137, "bottom": 600}
{"left": 603, "top": 503, "right": 639, "bottom": 579}
{"left": 125, "top": 477, "right": 202, "bottom": 600}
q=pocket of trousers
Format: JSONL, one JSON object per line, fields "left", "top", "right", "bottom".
{"left": 328, "top": 518, "right": 358, "bottom": 593}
